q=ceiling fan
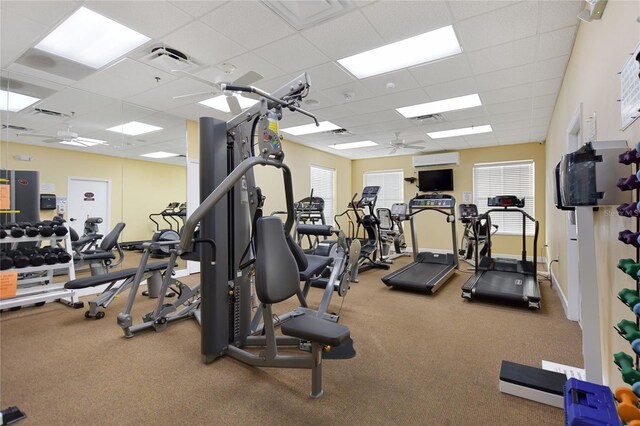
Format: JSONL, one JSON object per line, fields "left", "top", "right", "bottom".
{"left": 385, "top": 132, "right": 426, "bottom": 154}
{"left": 172, "top": 69, "right": 264, "bottom": 114}
{"left": 16, "top": 126, "right": 105, "bottom": 148}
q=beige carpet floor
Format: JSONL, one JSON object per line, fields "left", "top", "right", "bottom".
{"left": 0, "top": 256, "right": 581, "bottom": 425}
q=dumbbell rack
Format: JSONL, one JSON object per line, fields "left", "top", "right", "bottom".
{"left": 0, "top": 234, "right": 79, "bottom": 310}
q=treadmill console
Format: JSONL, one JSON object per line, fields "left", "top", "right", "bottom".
{"left": 391, "top": 203, "right": 408, "bottom": 219}
{"left": 488, "top": 195, "right": 525, "bottom": 208}
{"left": 458, "top": 204, "right": 478, "bottom": 221}
{"left": 295, "top": 196, "right": 325, "bottom": 212}
{"left": 410, "top": 194, "right": 455, "bottom": 208}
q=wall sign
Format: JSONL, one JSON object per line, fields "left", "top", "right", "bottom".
{"left": 84, "top": 192, "right": 95, "bottom": 201}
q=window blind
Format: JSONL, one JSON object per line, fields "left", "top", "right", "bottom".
{"left": 310, "top": 165, "right": 335, "bottom": 224}
{"left": 473, "top": 161, "right": 535, "bottom": 235}
{"left": 363, "top": 170, "right": 404, "bottom": 210}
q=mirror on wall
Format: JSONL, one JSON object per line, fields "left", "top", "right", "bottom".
{"left": 1, "top": 68, "right": 187, "bottom": 272}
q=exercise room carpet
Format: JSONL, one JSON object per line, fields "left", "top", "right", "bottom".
{"left": 0, "top": 258, "right": 581, "bottom": 425}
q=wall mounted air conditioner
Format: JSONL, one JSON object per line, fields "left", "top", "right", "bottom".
{"left": 412, "top": 152, "right": 460, "bottom": 168}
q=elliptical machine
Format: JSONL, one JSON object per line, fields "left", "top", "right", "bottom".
{"left": 458, "top": 204, "right": 498, "bottom": 267}
{"left": 376, "top": 203, "right": 409, "bottom": 261}
{"left": 149, "top": 203, "right": 181, "bottom": 257}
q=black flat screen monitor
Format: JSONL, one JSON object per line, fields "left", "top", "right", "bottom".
{"left": 418, "top": 169, "right": 454, "bottom": 192}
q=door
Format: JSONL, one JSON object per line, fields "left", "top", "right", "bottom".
{"left": 565, "top": 105, "right": 582, "bottom": 322}
{"left": 67, "top": 177, "right": 111, "bottom": 238}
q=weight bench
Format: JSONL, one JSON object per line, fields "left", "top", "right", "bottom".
{"left": 65, "top": 262, "right": 171, "bottom": 319}
{"left": 73, "top": 223, "right": 126, "bottom": 276}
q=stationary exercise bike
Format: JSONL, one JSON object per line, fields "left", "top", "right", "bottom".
{"left": 458, "top": 204, "right": 498, "bottom": 266}
{"left": 376, "top": 203, "right": 409, "bottom": 261}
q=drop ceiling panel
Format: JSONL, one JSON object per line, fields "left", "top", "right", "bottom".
{"left": 475, "top": 64, "right": 535, "bottom": 92}
{"left": 0, "top": 1, "right": 78, "bottom": 28}
{"left": 538, "top": 0, "right": 582, "bottom": 33}
{"left": 360, "top": 1, "right": 452, "bottom": 42}
{"left": 200, "top": 2, "right": 295, "bottom": 50}
{"left": 435, "top": 137, "right": 470, "bottom": 150}
{"left": 480, "top": 83, "right": 533, "bottom": 105}
{"left": 532, "top": 93, "right": 557, "bottom": 110}
{"left": 534, "top": 78, "right": 563, "bottom": 96}
{"left": 467, "top": 37, "right": 536, "bottom": 75}
{"left": 455, "top": 2, "right": 539, "bottom": 52}
{"left": 490, "top": 111, "right": 532, "bottom": 124}
{"left": 409, "top": 54, "right": 473, "bottom": 87}
{"left": 0, "top": 10, "right": 49, "bottom": 68}
{"left": 497, "top": 134, "right": 531, "bottom": 145}
{"left": 486, "top": 98, "right": 532, "bottom": 115}
{"left": 319, "top": 80, "right": 376, "bottom": 106}
{"left": 5, "top": 62, "right": 78, "bottom": 87}
{"left": 536, "top": 27, "right": 577, "bottom": 61}
{"left": 303, "top": 62, "right": 355, "bottom": 91}
{"left": 311, "top": 104, "right": 356, "bottom": 122}
{"left": 85, "top": 1, "right": 193, "bottom": 39}
{"left": 338, "top": 110, "right": 406, "bottom": 128}
{"left": 73, "top": 59, "right": 176, "bottom": 99}
{"left": 533, "top": 55, "right": 570, "bottom": 81}
{"left": 211, "top": 51, "right": 287, "bottom": 83}
{"left": 36, "top": 87, "right": 118, "bottom": 117}
{"left": 345, "top": 87, "right": 429, "bottom": 115}
{"left": 447, "top": 1, "right": 521, "bottom": 22}
{"left": 169, "top": 1, "right": 228, "bottom": 18}
{"left": 255, "top": 34, "right": 329, "bottom": 73}
{"left": 126, "top": 78, "right": 214, "bottom": 111}
{"left": 162, "top": 21, "right": 245, "bottom": 66}
{"left": 301, "top": 10, "right": 384, "bottom": 59}
{"left": 359, "top": 70, "right": 421, "bottom": 96}
{"left": 441, "top": 106, "right": 489, "bottom": 122}
{"left": 424, "top": 77, "right": 478, "bottom": 100}
{"left": 165, "top": 102, "right": 229, "bottom": 122}
{"left": 296, "top": 91, "right": 336, "bottom": 111}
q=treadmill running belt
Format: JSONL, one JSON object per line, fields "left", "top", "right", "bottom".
{"left": 474, "top": 271, "right": 527, "bottom": 302}
{"left": 383, "top": 262, "right": 451, "bottom": 291}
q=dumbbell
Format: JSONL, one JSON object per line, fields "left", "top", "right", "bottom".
{"left": 618, "top": 175, "right": 640, "bottom": 191}
{"left": 53, "top": 247, "right": 72, "bottom": 264}
{"left": 34, "top": 221, "right": 54, "bottom": 237}
{"left": 52, "top": 223, "right": 68, "bottom": 236}
{"left": 616, "top": 387, "right": 640, "bottom": 424}
{"left": 21, "top": 248, "right": 45, "bottom": 267}
{"left": 620, "top": 150, "right": 640, "bottom": 165}
{"left": 619, "top": 288, "right": 640, "bottom": 309}
{"left": 0, "top": 252, "right": 13, "bottom": 270}
{"left": 39, "top": 247, "right": 59, "bottom": 265}
{"left": 615, "top": 352, "right": 640, "bottom": 385}
{"left": 618, "top": 203, "right": 640, "bottom": 217}
{"left": 617, "top": 319, "right": 640, "bottom": 342}
{"left": 6, "top": 250, "right": 29, "bottom": 268}
{"left": 17, "top": 222, "right": 39, "bottom": 237}
{"left": 0, "top": 226, "right": 7, "bottom": 239}
{"left": 620, "top": 230, "right": 640, "bottom": 248}
{"left": 4, "top": 222, "right": 24, "bottom": 238}
{"left": 618, "top": 259, "right": 640, "bottom": 279}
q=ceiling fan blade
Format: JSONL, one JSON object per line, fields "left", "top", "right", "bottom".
{"left": 173, "top": 70, "right": 222, "bottom": 89}
{"left": 16, "top": 132, "right": 54, "bottom": 139}
{"left": 406, "top": 139, "right": 426, "bottom": 145}
{"left": 172, "top": 91, "right": 213, "bottom": 100}
{"left": 226, "top": 95, "right": 242, "bottom": 115}
{"left": 233, "top": 71, "right": 263, "bottom": 86}
{"left": 389, "top": 147, "right": 399, "bottom": 155}
{"left": 404, "top": 145, "right": 425, "bottom": 150}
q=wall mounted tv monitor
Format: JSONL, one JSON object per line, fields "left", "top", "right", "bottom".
{"left": 418, "top": 169, "right": 454, "bottom": 192}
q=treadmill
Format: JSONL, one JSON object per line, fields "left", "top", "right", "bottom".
{"left": 381, "top": 193, "right": 459, "bottom": 293}
{"left": 461, "top": 195, "right": 541, "bottom": 309}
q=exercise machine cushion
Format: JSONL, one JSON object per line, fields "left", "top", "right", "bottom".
{"left": 75, "top": 251, "right": 116, "bottom": 261}
{"left": 255, "top": 217, "right": 300, "bottom": 304}
{"left": 64, "top": 262, "right": 170, "bottom": 289}
{"left": 296, "top": 224, "right": 333, "bottom": 236}
{"left": 286, "top": 234, "right": 308, "bottom": 271}
{"left": 281, "top": 314, "right": 350, "bottom": 347}
{"left": 300, "top": 254, "right": 333, "bottom": 281}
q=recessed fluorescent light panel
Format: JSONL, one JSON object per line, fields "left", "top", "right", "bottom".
{"left": 198, "top": 95, "right": 259, "bottom": 113}
{"left": 397, "top": 94, "right": 482, "bottom": 118}
{"left": 106, "top": 121, "right": 162, "bottom": 136}
{"left": 281, "top": 121, "right": 341, "bottom": 136}
{"left": 338, "top": 25, "right": 462, "bottom": 79}
{"left": 60, "top": 137, "right": 106, "bottom": 147}
{"left": 330, "top": 140, "right": 378, "bottom": 150}
{"left": 0, "top": 89, "right": 40, "bottom": 112}
{"left": 428, "top": 125, "right": 493, "bottom": 139}
{"left": 35, "top": 7, "right": 150, "bottom": 69}
{"left": 141, "top": 151, "right": 180, "bottom": 158}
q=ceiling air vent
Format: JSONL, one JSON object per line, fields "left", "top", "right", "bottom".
{"left": 325, "top": 128, "right": 352, "bottom": 136}
{"left": 142, "top": 45, "right": 197, "bottom": 72}
{"left": 32, "top": 107, "right": 70, "bottom": 118}
{"left": 410, "top": 113, "right": 445, "bottom": 123}
{"left": 1, "top": 124, "right": 32, "bottom": 132}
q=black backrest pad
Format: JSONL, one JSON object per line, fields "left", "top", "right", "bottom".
{"left": 286, "top": 233, "right": 308, "bottom": 271}
{"left": 255, "top": 216, "right": 301, "bottom": 304}
{"left": 69, "top": 227, "right": 79, "bottom": 242}
{"left": 99, "top": 223, "right": 126, "bottom": 250}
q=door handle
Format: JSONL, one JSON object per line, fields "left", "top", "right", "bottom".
{"left": 70, "top": 218, "right": 77, "bottom": 222}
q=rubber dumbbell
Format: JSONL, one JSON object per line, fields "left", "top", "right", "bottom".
{"left": 39, "top": 247, "right": 59, "bottom": 265}
{"left": 620, "top": 150, "right": 640, "bottom": 165}
{"left": 616, "top": 387, "right": 640, "bottom": 424}
{"left": 620, "top": 230, "right": 640, "bottom": 248}
{"left": 0, "top": 226, "right": 7, "bottom": 239}
{"left": 21, "top": 248, "right": 45, "bottom": 267}
{"left": 620, "top": 288, "right": 640, "bottom": 308}
{"left": 619, "top": 203, "right": 640, "bottom": 217}
{"left": 630, "top": 420, "right": 640, "bottom": 426}
{"left": 633, "top": 381, "right": 640, "bottom": 397}
{"left": 34, "top": 221, "right": 54, "bottom": 237}
{"left": 6, "top": 250, "right": 29, "bottom": 268}
{"left": 18, "top": 222, "right": 39, "bottom": 237}
{"left": 618, "top": 175, "right": 640, "bottom": 191}
{"left": 0, "top": 252, "right": 13, "bottom": 270}
{"left": 615, "top": 352, "right": 640, "bottom": 385}
{"left": 52, "top": 223, "right": 68, "bottom": 236}
{"left": 54, "top": 248, "right": 72, "bottom": 264}
{"left": 617, "top": 319, "right": 640, "bottom": 342}
{"left": 4, "top": 222, "right": 24, "bottom": 238}
{"left": 618, "top": 259, "right": 640, "bottom": 279}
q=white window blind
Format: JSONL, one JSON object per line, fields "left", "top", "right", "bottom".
{"left": 310, "top": 165, "right": 336, "bottom": 224}
{"left": 363, "top": 170, "right": 404, "bottom": 210}
{"left": 473, "top": 161, "right": 535, "bottom": 236}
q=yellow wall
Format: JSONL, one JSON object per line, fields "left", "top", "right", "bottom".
{"left": 1, "top": 141, "right": 186, "bottom": 242}
{"left": 352, "top": 143, "right": 546, "bottom": 256}
{"left": 544, "top": 0, "right": 640, "bottom": 387}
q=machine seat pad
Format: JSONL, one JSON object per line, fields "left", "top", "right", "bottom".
{"left": 296, "top": 224, "right": 334, "bottom": 236}
{"left": 65, "top": 262, "right": 170, "bottom": 289}
{"left": 281, "top": 314, "right": 350, "bottom": 347}
{"left": 75, "top": 251, "right": 116, "bottom": 261}
{"left": 299, "top": 255, "right": 333, "bottom": 281}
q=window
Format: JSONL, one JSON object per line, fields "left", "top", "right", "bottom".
{"left": 310, "top": 165, "right": 336, "bottom": 224}
{"left": 363, "top": 170, "right": 404, "bottom": 210}
{"left": 473, "top": 160, "right": 535, "bottom": 235}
